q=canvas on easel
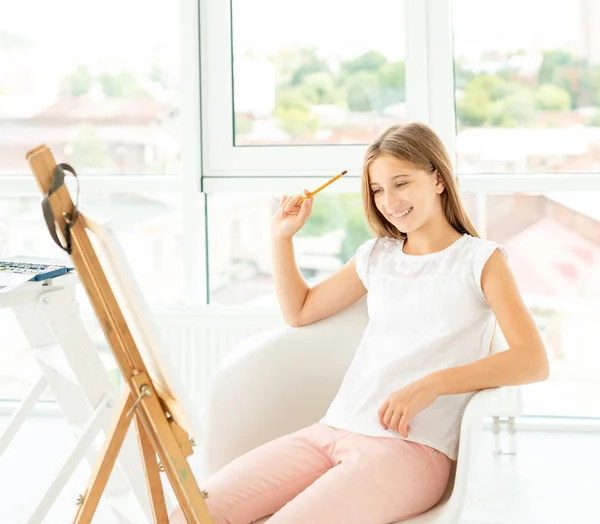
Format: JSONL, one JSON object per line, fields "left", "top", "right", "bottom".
{"left": 26, "top": 145, "right": 214, "bottom": 524}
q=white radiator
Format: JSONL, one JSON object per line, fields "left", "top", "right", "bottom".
{"left": 155, "top": 307, "right": 284, "bottom": 410}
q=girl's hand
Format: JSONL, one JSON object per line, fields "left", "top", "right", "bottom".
{"left": 271, "top": 189, "right": 313, "bottom": 240}
{"left": 377, "top": 379, "right": 439, "bottom": 438}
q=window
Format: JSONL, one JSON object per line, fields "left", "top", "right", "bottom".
{"left": 453, "top": 0, "right": 600, "bottom": 174}
{"left": 231, "top": 0, "right": 406, "bottom": 146}
{"left": 0, "top": 193, "right": 186, "bottom": 401}
{"left": 0, "top": 0, "right": 181, "bottom": 175}
{"left": 207, "top": 193, "right": 369, "bottom": 305}
{"left": 201, "top": 0, "right": 407, "bottom": 176}
{"left": 463, "top": 190, "right": 600, "bottom": 417}
{"left": 0, "top": 194, "right": 186, "bottom": 305}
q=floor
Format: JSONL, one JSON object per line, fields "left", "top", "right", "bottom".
{"left": 0, "top": 413, "right": 598, "bottom": 524}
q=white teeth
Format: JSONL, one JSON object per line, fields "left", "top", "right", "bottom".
{"left": 391, "top": 207, "right": 412, "bottom": 219}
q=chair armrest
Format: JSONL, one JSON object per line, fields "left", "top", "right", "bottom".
{"left": 201, "top": 298, "right": 368, "bottom": 475}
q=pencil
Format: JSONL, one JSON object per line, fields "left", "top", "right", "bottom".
{"left": 298, "top": 170, "right": 348, "bottom": 204}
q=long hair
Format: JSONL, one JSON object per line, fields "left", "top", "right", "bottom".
{"left": 361, "top": 122, "right": 479, "bottom": 240}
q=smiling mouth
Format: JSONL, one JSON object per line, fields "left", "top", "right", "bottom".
{"left": 389, "top": 207, "right": 413, "bottom": 220}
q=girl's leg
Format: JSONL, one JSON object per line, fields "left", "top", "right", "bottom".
{"left": 268, "top": 433, "right": 452, "bottom": 524}
{"left": 169, "top": 423, "right": 339, "bottom": 524}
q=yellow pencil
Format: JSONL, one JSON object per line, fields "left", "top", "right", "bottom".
{"left": 298, "top": 170, "right": 348, "bottom": 204}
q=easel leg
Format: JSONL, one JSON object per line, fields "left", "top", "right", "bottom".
{"left": 73, "top": 390, "right": 134, "bottom": 523}
{"left": 130, "top": 377, "right": 213, "bottom": 524}
{"left": 135, "top": 414, "right": 169, "bottom": 523}
{"left": 139, "top": 416, "right": 210, "bottom": 524}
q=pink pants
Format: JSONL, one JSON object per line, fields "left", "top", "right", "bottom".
{"left": 170, "top": 423, "right": 452, "bottom": 524}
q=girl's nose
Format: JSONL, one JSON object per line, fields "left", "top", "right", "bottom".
{"left": 384, "top": 194, "right": 397, "bottom": 211}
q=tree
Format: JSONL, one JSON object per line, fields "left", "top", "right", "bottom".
{"left": 300, "top": 72, "right": 338, "bottom": 105}
{"left": 276, "top": 107, "right": 319, "bottom": 139}
{"left": 66, "top": 65, "right": 93, "bottom": 97}
{"left": 340, "top": 51, "right": 405, "bottom": 110}
{"left": 98, "top": 70, "right": 148, "bottom": 98}
{"left": 457, "top": 77, "right": 495, "bottom": 126}
{"left": 340, "top": 51, "right": 387, "bottom": 79}
{"left": 538, "top": 50, "right": 579, "bottom": 85}
{"left": 288, "top": 48, "right": 331, "bottom": 86}
{"left": 346, "top": 71, "right": 381, "bottom": 112}
{"left": 538, "top": 49, "right": 592, "bottom": 108}
{"left": 489, "top": 90, "right": 536, "bottom": 128}
{"left": 298, "top": 194, "right": 370, "bottom": 263}
{"left": 339, "top": 194, "right": 371, "bottom": 262}
{"left": 534, "top": 84, "right": 572, "bottom": 111}
{"left": 379, "top": 61, "right": 406, "bottom": 105}
{"left": 457, "top": 74, "right": 536, "bottom": 128}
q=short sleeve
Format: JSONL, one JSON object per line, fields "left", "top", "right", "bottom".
{"left": 354, "top": 238, "right": 377, "bottom": 288}
{"left": 473, "top": 241, "right": 508, "bottom": 302}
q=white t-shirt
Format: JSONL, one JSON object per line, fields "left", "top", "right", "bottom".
{"left": 319, "top": 233, "right": 507, "bottom": 460}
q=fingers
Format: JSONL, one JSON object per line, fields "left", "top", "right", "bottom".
{"left": 382, "top": 406, "right": 394, "bottom": 430}
{"left": 398, "top": 412, "right": 411, "bottom": 438}
{"left": 297, "top": 195, "right": 313, "bottom": 222}
{"left": 279, "top": 194, "right": 305, "bottom": 217}
{"left": 377, "top": 401, "right": 388, "bottom": 428}
{"left": 389, "top": 409, "right": 402, "bottom": 433}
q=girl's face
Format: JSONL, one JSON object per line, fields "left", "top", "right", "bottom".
{"left": 369, "top": 154, "right": 445, "bottom": 234}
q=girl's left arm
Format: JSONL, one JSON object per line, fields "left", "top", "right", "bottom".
{"left": 424, "top": 248, "right": 550, "bottom": 397}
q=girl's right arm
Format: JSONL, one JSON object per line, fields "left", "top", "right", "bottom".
{"left": 271, "top": 192, "right": 367, "bottom": 327}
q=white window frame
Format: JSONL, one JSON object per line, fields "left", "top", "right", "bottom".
{"left": 200, "top": 0, "right": 600, "bottom": 193}
{"left": 200, "top": 0, "right": 423, "bottom": 180}
{"left": 0, "top": 0, "right": 208, "bottom": 305}
{"left": 4, "top": 0, "right": 600, "bottom": 309}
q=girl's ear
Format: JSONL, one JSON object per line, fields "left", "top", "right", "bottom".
{"left": 434, "top": 170, "right": 445, "bottom": 194}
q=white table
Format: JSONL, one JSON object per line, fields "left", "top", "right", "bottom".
{"left": 0, "top": 273, "right": 152, "bottom": 523}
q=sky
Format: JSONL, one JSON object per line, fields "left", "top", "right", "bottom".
{"left": 0, "top": 0, "right": 180, "bottom": 73}
{"left": 0, "top": 0, "right": 588, "bottom": 71}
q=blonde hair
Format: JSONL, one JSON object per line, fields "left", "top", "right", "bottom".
{"left": 361, "top": 122, "right": 479, "bottom": 240}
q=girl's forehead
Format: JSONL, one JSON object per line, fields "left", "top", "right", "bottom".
{"left": 369, "top": 155, "right": 419, "bottom": 183}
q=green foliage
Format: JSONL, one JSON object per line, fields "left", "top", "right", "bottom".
{"left": 346, "top": 71, "right": 381, "bottom": 112}
{"left": 538, "top": 50, "right": 579, "bottom": 85}
{"left": 457, "top": 77, "right": 494, "bottom": 126}
{"left": 340, "top": 50, "right": 387, "bottom": 79}
{"left": 298, "top": 194, "right": 370, "bottom": 264}
{"left": 271, "top": 48, "right": 406, "bottom": 136}
{"left": 98, "top": 70, "right": 149, "bottom": 98}
{"left": 489, "top": 89, "right": 536, "bottom": 128}
{"left": 276, "top": 107, "right": 320, "bottom": 138}
{"left": 274, "top": 87, "right": 320, "bottom": 138}
{"left": 534, "top": 84, "right": 572, "bottom": 111}
{"left": 300, "top": 72, "right": 338, "bottom": 105}
{"left": 66, "top": 65, "right": 93, "bottom": 97}
{"left": 537, "top": 49, "right": 600, "bottom": 109}
{"left": 288, "top": 47, "right": 332, "bottom": 86}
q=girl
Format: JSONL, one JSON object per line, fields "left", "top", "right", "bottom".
{"left": 170, "top": 122, "right": 549, "bottom": 524}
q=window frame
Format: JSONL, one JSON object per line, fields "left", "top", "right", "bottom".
{"left": 4, "top": 0, "right": 600, "bottom": 308}
{"left": 199, "top": 0, "right": 422, "bottom": 178}
{"left": 0, "top": 0, "right": 207, "bottom": 305}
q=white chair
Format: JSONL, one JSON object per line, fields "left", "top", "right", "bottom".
{"left": 201, "top": 298, "right": 522, "bottom": 524}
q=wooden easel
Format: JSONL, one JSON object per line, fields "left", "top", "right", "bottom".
{"left": 26, "top": 145, "right": 214, "bottom": 524}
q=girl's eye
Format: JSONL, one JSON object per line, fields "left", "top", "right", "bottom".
{"left": 372, "top": 188, "right": 382, "bottom": 195}
{"left": 396, "top": 182, "right": 407, "bottom": 188}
